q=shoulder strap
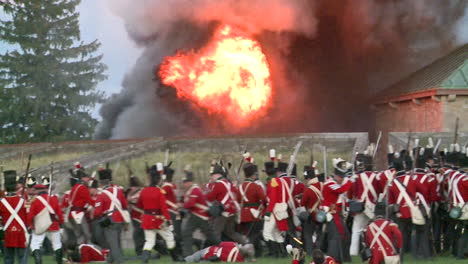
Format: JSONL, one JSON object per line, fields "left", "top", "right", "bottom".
{"left": 394, "top": 178, "right": 415, "bottom": 208}
{"left": 1, "top": 198, "right": 27, "bottom": 232}
{"left": 239, "top": 182, "right": 253, "bottom": 202}
{"left": 102, "top": 187, "right": 124, "bottom": 214}
{"left": 36, "top": 196, "right": 56, "bottom": 215}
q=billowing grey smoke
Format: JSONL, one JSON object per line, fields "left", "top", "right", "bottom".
{"left": 95, "top": 0, "right": 468, "bottom": 139}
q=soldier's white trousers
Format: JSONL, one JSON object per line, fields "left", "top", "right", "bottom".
{"left": 262, "top": 216, "right": 285, "bottom": 243}
{"left": 350, "top": 213, "right": 370, "bottom": 256}
{"left": 31, "top": 231, "right": 62, "bottom": 251}
{"left": 143, "top": 226, "right": 175, "bottom": 251}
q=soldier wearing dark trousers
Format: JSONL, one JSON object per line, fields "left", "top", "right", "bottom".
{"left": 320, "top": 159, "right": 353, "bottom": 263}
{"left": 238, "top": 163, "right": 266, "bottom": 257}
{"left": 0, "top": 170, "right": 28, "bottom": 264}
{"left": 206, "top": 164, "right": 247, "bottom": 244}
{"left": 66, "top": 166, "right": 93, "bottom": 244}
{"left": 300, "top": 165, "right": 322, "bottom": 256}
{"left": 94, "top": 169, "right": 128, "bottom": 264}
{"left": 126, "top": 176, "right": 144, "bottom": 256}
{"left": 181, "top": 172, "right": 219, "bottom": 257}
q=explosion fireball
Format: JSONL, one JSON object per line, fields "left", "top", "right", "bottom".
{"left": 159, "top": 24, "right": 272, "bottom": 127}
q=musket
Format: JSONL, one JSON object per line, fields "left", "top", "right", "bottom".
{"left": 406, "top": 130, "right": 412, "bottom": 152}
{"left": 48, "top": 162, "right": 54, "bottom": 198}
{"left": 454, "top": 117, "right": 459, "bottom": 144}
{"left": 144, "top": 160, "right": 150, "bottom": 173}
{"left": 164, "top": 149, "right": 170, "bottom": 166}
{"left": 21, "top": 154, "right": 32, "bottom": 197}
{"left": 0, "top": 165, "right": 4, "bottom": 197}
{"left": 433, "top": 139, "right": 442, "bottom": 155}
{"left": 323, "top": 146, "right": 328, "bottom": 177}
{"left": 235, "top": 144, "right": 249, "bottom": 184}
{"left": 286, "top": 141, "right": 303, "bottom": 177}
{"left": 373, "top": 131, "right": 383, "bottom": 159}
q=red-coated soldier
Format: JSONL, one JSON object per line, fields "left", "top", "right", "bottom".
{"left": 126, "top": 175, "right": 145, "bottom": 256}
{"left": 162, "top": 163, "right": 183, "bottom": 255}
{"left": 387, "top": 151, "right": 416, "bottom": 254}
{"left": 320, "top": 158, "right": 353, "bottom": 263}
{"left": 65, "top": 241, "right": 110, "bottom": 264}
{"left": 0, "top": 170, "right": 28, "bottom": 264}
{"left": 349, "top": 153, "right": 380, "bottom": 256}
{"left": 28, "top": 183, "right": 64, "bottom": 264}
{"left": 137, "top": 165, "right": 178, "bottom": 263}
{"left": 66, "top": 163, "right": 92, "bottom": 244}
{"left": 263, "top": 158, "right": 290, "bottom": 256}
{"left": 206, "top": 163, "right": 246, "bottom": 244}
{"left": 93, "top": 168, "right": 128, "bottom": 264}
{"left": 184, "top": 241, "right": 255, "bottom": 263}
{"left": 300, "top": 164, "right": 323, "bottom": 256}
{"left": 290, "top": 248, "right": 337, "bottom": 264}
{"left": 238, "top": 162, "right": 266, "bottom": 257}
{"left": 364, "top": 203, "right": 403, "bottom": 264}
{"left": 180, "top": 171, "right": 219, "bottom": 257}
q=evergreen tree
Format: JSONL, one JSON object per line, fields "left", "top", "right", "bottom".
{"left": 0, "top": 0, "right": 107, "bottom": 144}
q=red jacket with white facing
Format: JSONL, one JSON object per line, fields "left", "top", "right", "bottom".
{"left": 291, "top": 256, "right": 337, "bottom": 264}
{"left": 203, "top": 242, "right": 244, "bottom": 262}
{"left": 350, "top": 171, "right": 381, "bottom": 204}
{"left": 237, "top": 179, "right": 266, "bottom": 223}
{"left": 68, "top": 182, "right": 93, "bottom": 219}
{"left": 162, "top": 182, "right": 179, "bottom": 215}
{"left": 28, "top": 192, "right": 64, "bottom": 231}
{"left": 206, "top": 177, "right": 237, "bottom": 216}
{"left": 0, "top": 194, "right": 28, "bottom": 248}
{"left": 93, "top": 185, "right": 128, "bottom": 223}
{"left": 183, "top": 184, "right": 210, "bottom": 220}
{"left": 321, "top": 177, "right": 352, "bottom": 213}
{"left": 136, "top": 186, "right": 171, "bottom": 229}
{"left": 365, "top": 218, "right": 402, "bottom": 264}
{"left": 301, "top": 179, "right": 322, "bottom": 220}
{"left": 78, "top": 244, "right": 109, "bottom": 263}
{"left": 266, "top": 177, "right": 290, "bottom": 231}
{"left": 388, "top": 172, "right": 416, "bottom": 219}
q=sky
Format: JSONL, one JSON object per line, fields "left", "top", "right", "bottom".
{"left": 0, "top": 1, "right": 141, "bottom": 119}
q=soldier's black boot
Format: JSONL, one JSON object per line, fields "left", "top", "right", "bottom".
{"left": 266, "top": 241, "right": 277, "bottom": 257}
{"left": 278, "top": 242, "right": 287, "bottom": 258}
{"left": 169, "top": 249, "right": 184, "bottom": 262}
{"left": 33, "top": 250, "right": 42, "bottom": 264}
{"left": 141, "top": 250, "right": 151, "bottom": 264}
{"left": 55, "top": 249, "right": 63, "bottom": 264}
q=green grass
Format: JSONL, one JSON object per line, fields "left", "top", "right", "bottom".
{"left": 34, "top": 253, "right": 463, "bottom": 264}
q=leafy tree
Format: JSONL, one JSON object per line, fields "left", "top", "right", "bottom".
{"left": 0, "top": 0, "right": 107, "bottom": 144}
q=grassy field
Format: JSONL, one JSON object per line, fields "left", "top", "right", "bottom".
{"left": 2, "top": 151, "right": 91, "bottom": 173}
{"left": 86, "top": 149, "right": 352, "bottom": 188}
{"left": 33, "top": 253, "right": 463, "bottom": 264}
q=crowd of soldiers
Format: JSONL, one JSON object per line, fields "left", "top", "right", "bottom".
{"left": 0, "top": 137, "right": 467, "bottom": 264}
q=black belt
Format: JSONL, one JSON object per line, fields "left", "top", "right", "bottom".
{"left": 144, "top": 209, "right": 162, "bottom": 215}
{"left": 243, "top": 203, "right": 260, "bottom": 207}
{"left": 71, "top": 206, "right": 85, "bottom": 211}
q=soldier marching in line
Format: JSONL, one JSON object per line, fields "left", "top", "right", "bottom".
{"left": 1, "top": 139, "right": 467, "bottom": 264}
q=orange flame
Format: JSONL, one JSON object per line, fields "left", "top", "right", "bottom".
{"left": 159, "top": 24, "right": 272, "bottom": 126}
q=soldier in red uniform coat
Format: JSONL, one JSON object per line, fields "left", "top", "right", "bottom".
{"left": 450, "top": 154, "right": 468, "bottom": 260}
{"left": 66, "top": 165, "right": 92, "bottom": 244}
{"left": 65, "top": 241, "right": 109, "bottom": 264}
{"left": 300, "top": 165, "right": 323, "bottom": 256}
{"left": 290, "top": 248, "right": 337, "bottom": 264}
{"left": 181, "top": 171, "right": 219, "bottom": 257}
{"left": 206, "top": 163, "right": 246, "bottom": 244}
{"left": 387, "top": 153, "right": 416, "bottom": 254}
{"left": 162, "top": 164, "right": 183, "bottom": 255}
{"left": 320, "top": 158, "right": 353, "bottom": 263}
{"left": 28, "top": 183, "right": 64, "bottom": 264}
{"left": 184, "top": 241, "right": 254, "bottom": 262}
{"left": 0, "top": 170, "right": 28, "bottom": 264}
{"left": 349, "top": 153, "right": 380, "bottom": 256}
{"left": 137, "top": 165, "right": 178, "bottom": 263}
{"left": 238, "top": 163, "right": 266, "bottom": 257}
{"left": 126, "top": 176, "right": 145, "bottom": 256}
{"left": 93, "top": 168, "right": 128, "bottom": 264}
